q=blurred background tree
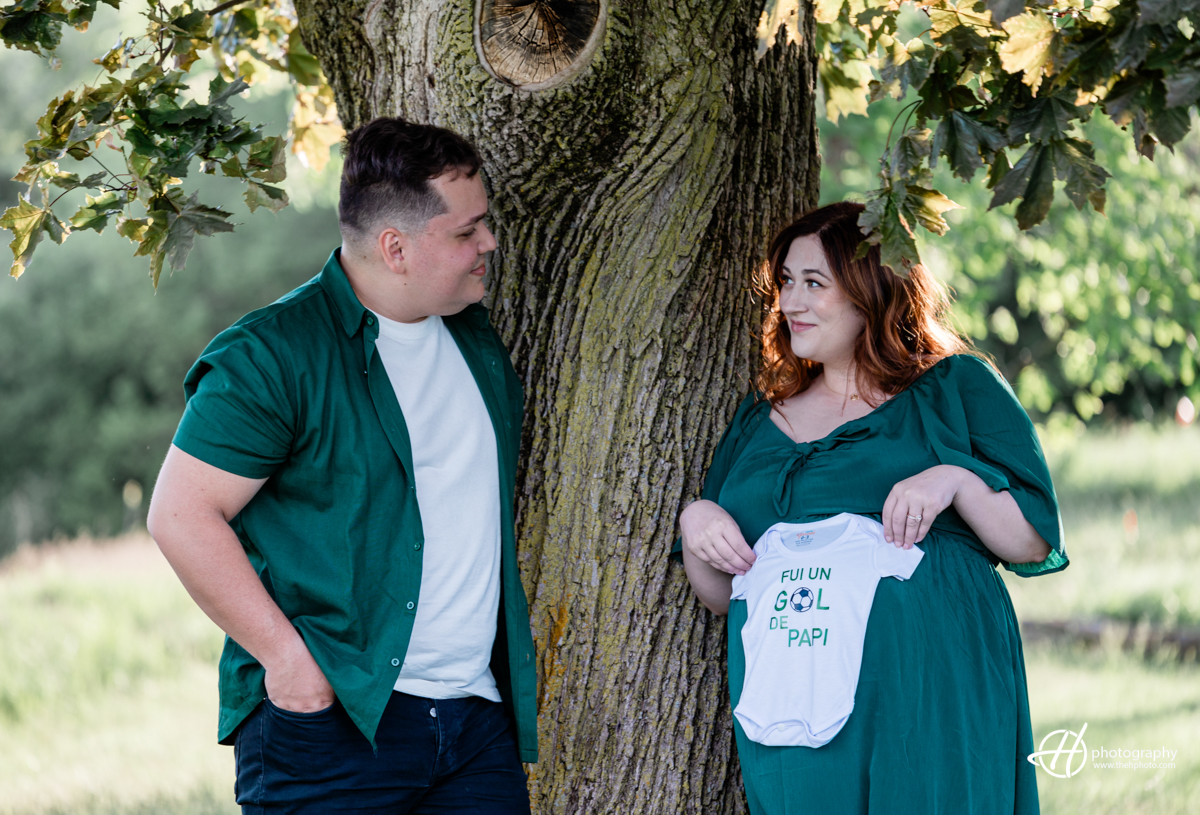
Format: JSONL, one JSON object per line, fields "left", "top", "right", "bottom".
{"left": 0, "top": 5, "right": 342, "bottom": 554}
{"left": 821, "top": 98, "right": 1200, "bottom": 430}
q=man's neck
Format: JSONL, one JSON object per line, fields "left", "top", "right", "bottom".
{"left": 338, "top": 245, "right": 429, "bottom": 324}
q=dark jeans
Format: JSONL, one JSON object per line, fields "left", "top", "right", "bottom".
{"left": 234, "top": 691, "right": 530, "bottom": 814}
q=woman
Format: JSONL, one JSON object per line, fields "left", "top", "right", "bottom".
{"left": 677, "top": 202, "right": 1068, "bottom": 814}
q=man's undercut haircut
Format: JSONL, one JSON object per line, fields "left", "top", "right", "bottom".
{"left": 339, "top": 117, "right": 482, "bottom": 241}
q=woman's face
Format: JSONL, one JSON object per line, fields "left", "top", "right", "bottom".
{"left": 777, "top": 235, "right": 866, "bottom": 368}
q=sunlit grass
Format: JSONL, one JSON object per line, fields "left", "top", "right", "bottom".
{"left": 1026, "top": 643, "right": 1200, "bottom": 815}
{"left": 0, "top": 537, "right": 235, "bottom": 815}
{"left": 1004, "top": 422, "right": 1200, "bottom": 627}
{"left": 1013, "top": 423, "right": 1200, "bottom": 813}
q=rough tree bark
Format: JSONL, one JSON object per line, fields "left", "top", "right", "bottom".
{"left": 295, "top": 0, "right": 820, "bottom": 810}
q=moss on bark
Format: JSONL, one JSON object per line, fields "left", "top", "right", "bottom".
{"left": 296, "top": 1, "right": 820, "bottom": 809}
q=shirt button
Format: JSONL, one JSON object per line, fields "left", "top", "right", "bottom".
{"left": 391, "top": 658, "right": 400, "bottom": 666}
{"left": 366, "top": 316, "right": 375, "bottom": 325}
{"left": 413, "top": 543, "right": 422, "bottom": 551}
{"left": 406, "top": 601, "right": 415, "bottom": 610}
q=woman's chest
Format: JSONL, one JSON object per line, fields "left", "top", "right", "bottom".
{"left": 716, "top": 404, "right": 943, "bottom": 542}
{"left": 770, "top": 390, "right": 879, "bottom": 444}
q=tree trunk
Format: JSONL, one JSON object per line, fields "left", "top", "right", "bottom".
{"left": 295, "top": 0, "right": 820, "bottom": 810}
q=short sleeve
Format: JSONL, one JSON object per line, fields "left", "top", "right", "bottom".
{"left": 173, "top": 327, "right": 295, "bottom": 479}
{"left": 916, "top": 355, "right": 1067, "bottom": 577}
{"left": 669, "top": 392, "right": 768, "bottom": 562}
{"left": 873, "top": 540, "right": 925, "bottom": 580}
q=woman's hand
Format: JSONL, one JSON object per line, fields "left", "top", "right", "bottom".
{"left": 680, "top": 499, "right": 755, "bottom": 575}
{"left": 883, "top": 465, "right": 1052, "bottom": 563}
{"left": 679, "top": 500, "right": 754, "bottom": 615}
{"left": 882, "top": 465, "right": 967, "bottom": 547}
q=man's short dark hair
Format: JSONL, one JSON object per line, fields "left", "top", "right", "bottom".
{"left": 339, "top": 117, "right": 482, "bottom": 240}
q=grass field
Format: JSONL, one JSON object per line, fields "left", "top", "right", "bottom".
{"left": 0, "top": 539, "right": 235, "bottom": 815}
{"left": 1, "top": 423, "right": 1198, "bottom": 813}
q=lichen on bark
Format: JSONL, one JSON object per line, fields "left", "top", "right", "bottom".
{"left": 296, "top": 0, "right": 820, "bottom": 809}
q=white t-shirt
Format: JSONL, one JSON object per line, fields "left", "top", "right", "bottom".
{"left": 372, "top": 311, "right": 502, "bottom": 702}
{"left": 730, "top": 513, "right": 924, "bottom": 747}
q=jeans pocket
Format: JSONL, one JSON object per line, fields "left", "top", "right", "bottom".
{"left": 234, "top": 702, "right": 267, "bottom": 806}
{"left": 263, "top": 697, "right": 338, "bottom": 720}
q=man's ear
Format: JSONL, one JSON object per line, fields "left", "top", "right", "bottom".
{"left": 377, "top": 226, "right": 410, "bottom": 275}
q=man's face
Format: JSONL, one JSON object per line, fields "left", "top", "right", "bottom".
{"left": 401, "top": 171, "right": 497, "bottom": 316}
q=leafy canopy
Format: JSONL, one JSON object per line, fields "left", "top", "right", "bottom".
{"left": 812, "top": 0, "right": 1200, "bottom": 274}
{"left": 0, "top": 0, "right": 342, "bottom": 285}
{"left": 3, "top": 1, "right": 1200, "bottom": 280}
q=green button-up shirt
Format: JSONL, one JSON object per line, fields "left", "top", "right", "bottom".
{"left": 172, "top": 250, "right": 538, "bottom": 761}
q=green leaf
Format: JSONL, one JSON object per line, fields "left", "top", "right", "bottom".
{"left": 901, "top": 185, "right": 963, "bottom": 235}
{"left": 1, "top": 196, "right": 47, "bottom": 278}
{"left": 987, "top": 149, "right": 1012, "bottom": 190}
{"left": 247, "top": 135, "right": 287, "bottom": 183}
{"left": 148, "top": 99, "right": 212, "bottom": 128}
{"left": 878, "top": 198, "right": 920, "bottom": 275}
{"left": 858, "top": 189, "right": 920, "bottom": 276}
{"left": 230, "top": 7, "right": 259, "bottom": 37}
{"left": 990, "top": 143, "right": 1056, "bottom": 229}
{"left": 116, "top": 215, "right": 148, "bottom": 242}
{"left": 207, "top": 74, "right": 249, "bottom": 107}
{"left": 886, "top": 127, "right": 933, "bottom": 181}
{"left": 999, "top": 10, "right": 1058, "bottom": 95}
{"left": 0, "top": 1, "right": 65, "bottom": 55}
{"left": 1149, "top": 103, "right": 1192, "bottom": 147}
{"left": 244, "top": 182, "right": 289, "bottom": 214}
{"left": 1009, "top": 94, "right": 1080, "bottom": 142}
{"left": 1164, "top": 68, "right": 1200, "bottom": 108}
{"left": 220, "top": 155, "right": 247, "bottom": 178}
{"left": 986, "top": 0, "right": 1024, "bottom": 26}
{"left": 161, "top": 192, "right": 235, "bottom": 275}
{"left": 872, "top": 36, "right": 932, "bottom": 101}
{"left": 286, "top": 34, "right": 322, "bottom": 87}
{"left": 68, "top": 190, "right": 127, "bottom": 233}
{"left": 132, "top": 210, "right": 170, "bottom": 287}
{"left": 43, "top": 211, "right": 69, "bottom": 244}
{"left": 1136, "top": 0, "right": 1198, "bottom": 27}
{"left": 929, "top": 6, "right": 993, "bottom": 54}
{"left": 1055, "top": 138, "right": 1110, "bottom": 213}
{"left": 932, "top": 111, "right": 1006, "bottom": 181}
{"left": 168, "top": 9, "right": 208, "bottom": 37}
{"left": 819, "top": 55, "right": 873, "bottom": 121}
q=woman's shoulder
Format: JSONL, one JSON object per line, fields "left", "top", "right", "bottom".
{"left": 730, "top": 390, "right": 772, "bottom": 429}
{"left": 921, "top": 353, "right": 1011, "bottom": 391}
{"left": 912, "top": 352, "right": 1027, "bottom": 410}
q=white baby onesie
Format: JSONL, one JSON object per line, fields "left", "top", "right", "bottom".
{"left": 730, "top": 513, "right": 924, "bottom": 747}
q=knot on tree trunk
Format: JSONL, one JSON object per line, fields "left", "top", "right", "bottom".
{"left": 477, "top": 0, "right": 605, "bottom": 89}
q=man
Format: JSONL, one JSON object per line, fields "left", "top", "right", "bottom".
{"left": 147, "top": 118, "right": 537, "bottom": 813}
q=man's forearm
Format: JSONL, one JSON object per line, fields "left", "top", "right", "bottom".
{"left": 147, "top": 445, "right": 333, "bottom": 711}
{"left": 151, "top": 509, "right": 305, "bottom": 670}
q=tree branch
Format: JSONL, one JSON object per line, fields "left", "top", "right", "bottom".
{"left": 209, "top": 0, "right": 255, "bottom": 16}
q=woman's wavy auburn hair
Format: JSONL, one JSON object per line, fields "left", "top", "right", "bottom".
{"left": 755, "top": 201, "right": 975, "bottom": 406}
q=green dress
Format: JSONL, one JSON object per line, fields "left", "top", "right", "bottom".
{"left": 694, "top": 355, "right": 1067, "bottom": 814}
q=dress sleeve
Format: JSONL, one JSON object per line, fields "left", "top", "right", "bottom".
{"left": 916, "top": 355, "right": 1068, "bottom": 577}
{"left": 172, "top": 326, "right": 296, "bottom": 479}
{"left": 669, "top": 392, "right": 766, "bottom": 563}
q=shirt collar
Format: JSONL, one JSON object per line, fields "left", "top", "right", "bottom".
{"left": 317, "top": 247, "right": 493, "bottom": 336}
{"left": 318, "top": 248, "right": 371, "bottom": 338}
